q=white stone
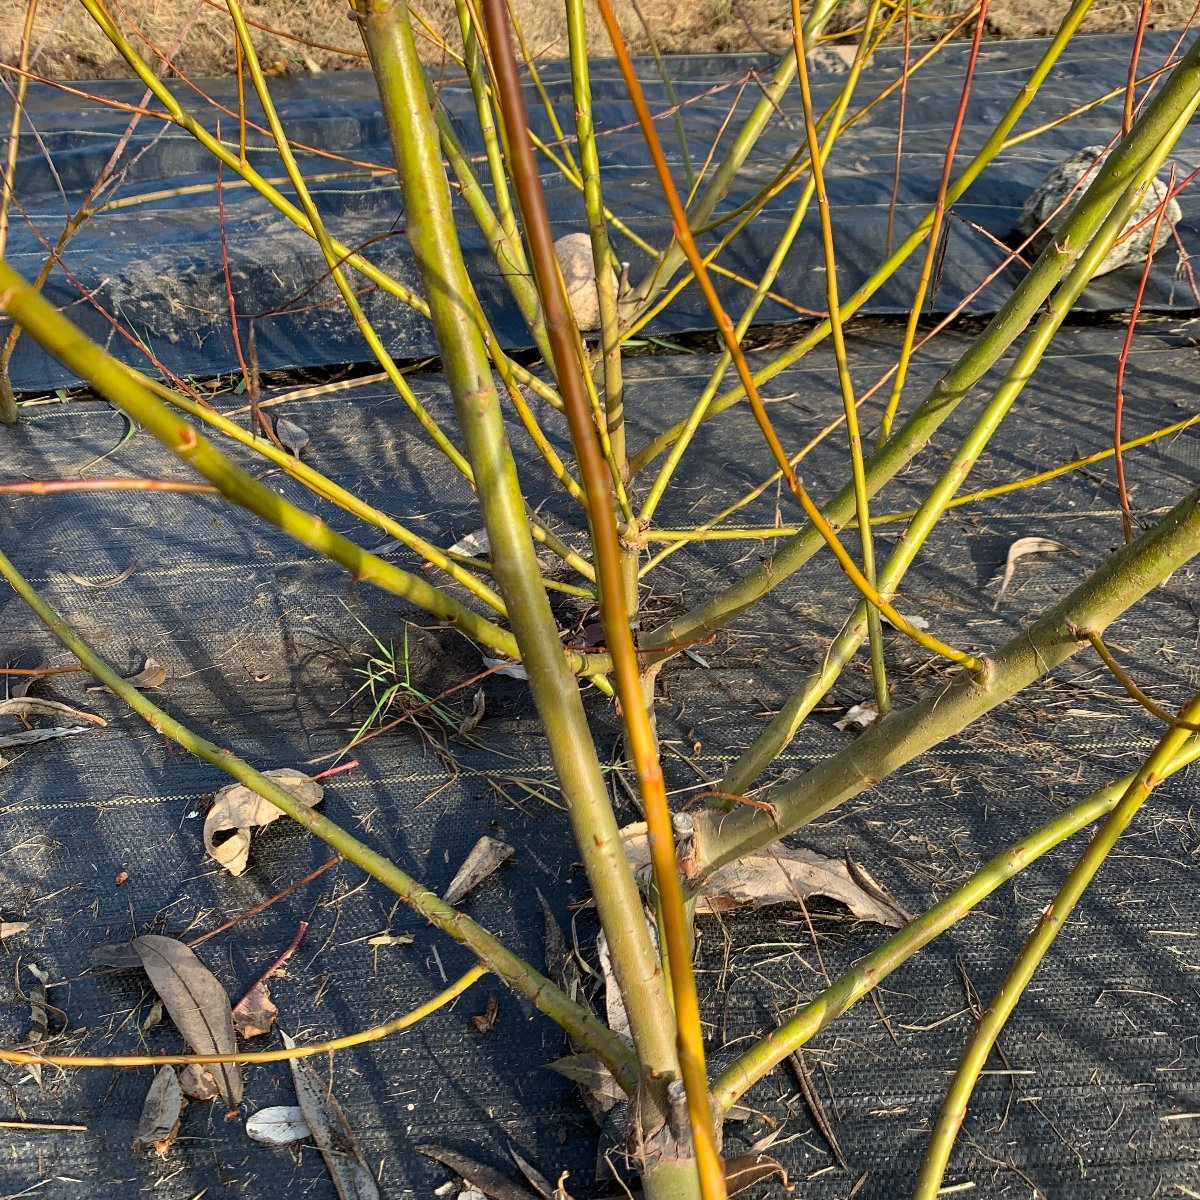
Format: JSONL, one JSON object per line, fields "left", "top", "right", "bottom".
{"left": 1017, "top": 145, "right": 1181, "bottom": 275}
{"left": 553, "top": 231, "right": 615, "bottom": 331}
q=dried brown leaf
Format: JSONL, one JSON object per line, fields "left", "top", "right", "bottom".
{"left": 282, "top": 1031, "right": 379, "bottom": 1200}
{"left": 458, "top": 688, "right": 486, "bottom": 736}
{"left": 204, "top": 768, "right": 323, "bottom": 876}
{"left": 0, "top": 921, "right": 29, "bottom": 940}
{"left": 443, "top": 836, "right": 514, "bottom": 905}
{"left": 131, "top": 935, "right": 243, "bottom": 1109}
{"left": 0, "top": 697, "right": 106, "bottom": 725}
{"left": 141, "top": 998, "right": 164, "bottom": 1034}
{"left": 232, "top": 979, "right": 278, "bottom": 1039}
{"left": 133, "top": 1066, "right": 185, "bottom": 1157}
{"left": 470, "top": 995, "right": 499, "bottom": 1035}
{"left": 508, "top": 1147, "right": 554, "bottom": 1199}
{"left": 416, "top": 1145, "right": 540, "bottom": 1200}
{"left": 993, "top": 536, "right": 1076, "bottom": 609}
{"left": 178, "top": 1063, "right": 222, "bottom": 1101}
{"left": 725, "top": 1153, "right": 787, "bottom": 1195}
{"left": 63, "top": 560, "right": 138, "bottom": 590}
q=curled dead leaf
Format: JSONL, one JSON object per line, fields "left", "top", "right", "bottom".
{"left": 232, "top": 979, "right": 278, "bottom": 1039}
{"left": 993, "top": 536, "right": 1076, "bottom": 609}
{"left": 443, "top": 836, "right": 514, "bottom": 905}
{"left": 133, "top": 1066, "right": 185, "bottom": 1157}
{"left": 833, "top": 702, "right": 879, "bottom": 732}
{"left": 204, "top": 768, "right": 323, "bottom": 876}
{"left": 178, "top": 1063, "right": 221, "bottom": 1101}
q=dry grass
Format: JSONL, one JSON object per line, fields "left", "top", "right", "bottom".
{"left": 0, "top": 0, "right": 1187, "bottom": 81}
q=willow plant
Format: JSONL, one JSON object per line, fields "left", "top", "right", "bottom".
{"left": 2, "top": 0, "right": 1199, "bottom": 1197}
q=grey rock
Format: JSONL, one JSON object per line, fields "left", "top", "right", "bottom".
{"left": 1017, "top": 144, "right": 1181, "bottom": 275}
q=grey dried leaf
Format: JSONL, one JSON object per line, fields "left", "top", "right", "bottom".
{"left": 416, "top": 1144, "right": 541, "bottom": 1200}
{"left": 508, "top": 1146, "right": 553, "bottom": 1199}
{"left": 178, "top": 1063, "right": 222, "bottom": 1101}
{"left": 131, "top": 935, "right": 243, "bottom": 1109}
{"left": 458, "top": 688, "right": 486, "bottom": 737}
{"left": 133, "top": 1066, "right": 185, "bottom": 1157}
{"left": 482, "top": 657, "right": 529, "bottom": 681}
{"left": 620, "top": 825, "right": 905, "bottom": 927}
{"left": 282, "top": 1031, "right": 379, "bottom": 1200}
{"left": 833, "top": 701, "right": 879, "bottom": 732}
{"left": 443, "top": 836, "right": 515, "bottom": 906}
{"left": 0, "top": 725, "right": 93, "bottom": 750}
{"left": 446, "top": 528, "right": 490, "bottom": 558}
{"left": 204, "top": 768, "right": 323, "bottom": 876}
{"left": 274, "top": 416, "right": 310, "bottom": 457}
{"left": 90, "top": 942, "right": 144, "bottom": 970}
{"left": 245, "top": 1105, "right": 311, "bottom": 1146}
{"left": 993, "top": 536, "right": 1076, "bottom": 609}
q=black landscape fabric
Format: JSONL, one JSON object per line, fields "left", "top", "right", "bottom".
{"left": 2, "top": 319, "right": 1199, "bottom": 1197}
{"left": 1, "top": 32, "right": 1199, "bottom": 391}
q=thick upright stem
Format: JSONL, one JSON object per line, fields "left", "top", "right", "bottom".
{"left": 352, "top": 0, "right": 679, "bottom": 1106}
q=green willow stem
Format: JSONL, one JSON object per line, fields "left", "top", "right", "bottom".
{"left": 637, "top": 0, "right": 883, "bottom": 528}
{"left": 791, "top": 3, "right": 887, "bottom": 714}
{"left": 0, "top": 0, "right": 36, "bottom": 423}
{"left": 709, "top": 729, "right": 1200, "bottom": 1110}
{"left": 717, "top": 118, "right": 1191, "bottom": 797}
{"left": 628, "top": 0, "right": 1096, "bottom": 478}
{"left": 352, "top": 0, "right": 678, "bottom": 1120}
{"left": 690, "top": 485, "right": 1200, "bottom": 874}
{"left": 638, "top": 13, "right": 1197, "bottom": 662}
{"left": 0, "top": 546, "right": 637, "bottom": 1089}
{"left": 913, "top": 688, "right": 1200, "bottom": 1199}
{"left": 599, "top": 0, "right": 981, "bottom": 679}
{"left": 876, "top": 0, "right": 989, "bottom": 445}
{"left": 478, "top": 2, "right": 719, "bottom": 1193}
{"left": 0, "top": 260, "right": 520, "bottom": 659}
{"left": 127, "top": 366, "right": 509, "bottom": 614}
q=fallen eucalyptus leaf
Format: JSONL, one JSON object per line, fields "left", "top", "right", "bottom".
{"left": 0, "top": 697, "right": 105, "bottom": 724}
{"left": 725, "top": 1153, "right": 787, "bottom": 1195}
{"left": 416, "top": 1144, "right": 541, "bottom": 1200}
{"left": 204, "top": 768, "right": 323, "bottom": 877}
{"left": 443, "top": 836, "right": 514, "bottom": 905}
{"left": 23, "top": 962, "right": 51, "bottom": 1087}
{"left": 132, "top": 1066, "right": 185, "bottom": 1157}
{"left": 447, "top": 528, "right": 490, "bottom": 558}
{"left": 246, "top": 1105, "right": 311, "bottom": 1146}
{"left": 508, "top": 1147, "right": 553, "bottom": 1199}
{"left": 993, "top": 536, "right": 1076, "bottom": 609}
{"left": 282, "top": 1030, "right": 379, "bottom": 1200}
{"left": 131, "top": 935, "right": 243, "bottom": 1109}
{"left": 63, "top": 560, "right": 138, "bottom": 590}
{"left": 0, "top": 921, "right": 30, "bottom": 940}
{"left": 833, "top": 702, "right": 879, "bottom": 732}
{"left": 87, "top": 656, "right": 168, "bottom": 693}
{"left": 621, "top": 825, "right": 905, "bottom": 927}
{"left": 0, "top": 725, "right": 94, "bottom": 750}
{"left": 178, "top": 1063, "right": 221, "bottom": 1101}
{"left": 90, "top": 942, "right": 144, "bottom": 970}
{"left": 274, "top": 416, "right": 310, "bottom": 457}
